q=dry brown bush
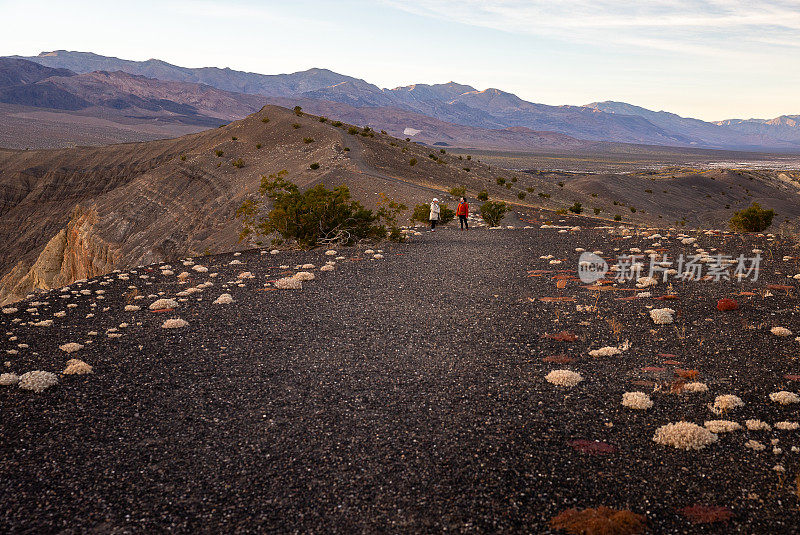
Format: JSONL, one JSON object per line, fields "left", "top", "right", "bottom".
{"left": 550, "top": 506, "right": 646, "bottom": 534}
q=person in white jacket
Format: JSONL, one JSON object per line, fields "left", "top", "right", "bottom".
{"left": 429, "top": 198, "right": 440, "bottom": 231}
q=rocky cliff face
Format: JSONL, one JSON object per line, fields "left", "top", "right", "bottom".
{"left": 0, "top": 207, "right": 120, "bottom": 303}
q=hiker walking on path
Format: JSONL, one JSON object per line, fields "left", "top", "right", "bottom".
{"left": 429, "top": 198, "right": 440, "bottom": 231}
{"left": 456, "top": 197, "right": 469, "bottom": 230}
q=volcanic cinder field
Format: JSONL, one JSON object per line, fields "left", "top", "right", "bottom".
{"left": 2, "top": 211, "right": 800, "bottom": 533}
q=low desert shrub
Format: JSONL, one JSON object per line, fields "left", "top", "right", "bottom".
{"left": 149, "top": 298, "right": 178, "bottom": 310}
{"left": 449, "top": 186, "right": 466, "bottom": 197}
{"left": 0, "top": 373, "right": 19, "bottom": 385}
{"left": 237, "top": 171, "right": 404, "bottom": 247}
{"left": 550, "top": 506, "right": 645, "bottom": 535}
{"left": 215, "top": 149, "right": 224, "bottom": 157}
{"left": 704, "top": 420, "right": 742, "bottom": 433}
{"left": 477, "top": 190, "right": 488, "bottom": 201}
{"left": 589, "top": 346, "right": 621, "bottom": 357}
{"left": 730, "top": 202, "right": 774, "bottom": 232}
{"left": 653, "top": 422, "right": 717, "bottom": 450}
{"left": 63, "top": 359, "right": 92, "bottom": 375}
{"left": 569, "top": 202, "right": 583, "bottom": 214}
{"left": 745, "top": 419, "right": 771, "bottom": 431}
{"left": 275, "top": 277, "right": 302, "bottom": 289}
{"left": 770, "top": 391, "right": 800, "bottom": 405}
{"left": 409, "top": 158, "right": 417, "bottom": 166}
{"left": 709, "top": 394, "right": 744, "bottom": 414}
{"left": 545, "top": 369, "right": 583, "bottom": 387}
{"left": 480, "top": 201, "right": 509, "bottom": 227}
{"left": 309, "top": 162, "right": 320, "bottom": 170}
{"left": 213, "top": 293, "right": 234, "bottom": 305}
{"left": 18, "top": 371, "right": 59, "bottom": 393}
{"left": 649, "top": 308, "right": 675, "bottom": 325}
{"left": 622, "top": 391, "right": 653, "bottom": 410}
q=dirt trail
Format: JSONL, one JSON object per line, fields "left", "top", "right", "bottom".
{"left": 2, "top": 219, "right": 800, "bottom": 533}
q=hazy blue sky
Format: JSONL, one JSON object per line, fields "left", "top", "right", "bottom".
{"left": 2, "top": 0, "right": 798, "bottom": 120}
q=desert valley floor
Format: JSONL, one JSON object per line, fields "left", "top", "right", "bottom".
{"left": 2, "top": 211, "right": 800, "bottom": 533}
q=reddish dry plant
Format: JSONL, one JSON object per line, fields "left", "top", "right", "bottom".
{"left": 568, "top": 440, "right": 617, "bottom": 456}
{"left": 550, "top": 506, "right": 646, "bottom": 535}
{"left": 678, "top": 505, "right": 733, "bottom": 524}
{"left": 543, "top": 354, "right": 576, "bottom": 364}
{"left": 716, "top": 298, "right": 739, "bottom": 311}
{"left": 675, "top": 369, "right": 699, "bottom": 380}
{"left": 543, "top": 331, "right": 579, "bottom": 342}
{"left": 670, "top": 379, "right": 687, "bottom": 394}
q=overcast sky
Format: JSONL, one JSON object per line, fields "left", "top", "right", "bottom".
{"left": 2, "top": 0, "right": 798, "bottom": 121}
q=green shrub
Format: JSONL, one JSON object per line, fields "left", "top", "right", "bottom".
{"left": 303, "top": 137, "right": 314, "bottom": 143}
{"left": 231, "top": 136, "right": 238, "bottom": 141}
{"left": 319, "top": 117, "right": 327, "bottom": 122}
{"left": 527, "top": 187, "right": 534, "bottom": 193}
{"left": 630, "top": 206, "right": 636, "bottom": 213}
{"left": 344, "top": 147, "right": 350, "bottom": 152}
{"left": 256, "top": 143, "right": 262, "bottom": 149}
{"left": 614, "top": 214, "right": 622, "bottom": 221}
{"left": 236, "top": 171, "right": 402, "bottom": 247}
{"left": 593, "top": 207, "right": 601, "bottom": 215}
{"left": 463, "top": 167, "right": 470, "bottom": 172}
{"left": 179, "top": 154, "right": 186, "bottom": 161}
{"left": 332, "top": 121, "right": 343, "bottom": 127}
{"left": 480, "top": 201, "right": 509, "bottom": 227}
{"left": 558, "top": 181, "right": 565, "bottom": 187}
{"left": 348, "top": 126, "right": 359, "bottom": 135}
{"left": 477, "top": 189, "right": 489, "bottom": 201}
{"left": 261, "top": 117, "right": 270, "bottom": 123}
{"left": 409, "top": 158, "right": 417, "bottom": 166}
{"left": 232, "top": 158, "right": 245, "bottom": 168}
{"left": 389, "top": 142, "right": 397, "bottom": 147}
{"left": 440, "top": 148, "right": 446, "bottom": 154}
{"left": 496, "top": 177, "right": 506, "bottom": 185}
{"left": 411, "top": 203, "right": 454, "bottom": 225}
{"left": 215, "top": 149, "right": 224, "bottom": 157}
{"left": 517, "top": 192, "right": 526, "bottom": 200}
{"left": 440, "top": 204, "right": 455, "bottom": 224}
{"left": 466, "top": 155, "right": 471, "bottom": 161}
{"left": 569, "top": 202, "right": 583, "bottom": 214}
{"left": 292, "top": 123, "right": 301, "bottom": 129}
{"left": 309, "top": 162, "right": 320, "bottom": 170}
{"left": 511, "top": 177, "right": 517, "bottom": 183}
{"left": 538, "top": 192, "right": 550, "bottom": 198}
{"left": 505, "top": 183, "right": 511, "bottom": 189}
{"left": 449, "top": 185, "right": 466, "bottom": 197}
{"left": 729, "top": 202, "right": 775, "bottom": 232}
{"left": 293, "top": 105, "right": 303, "bottom": 116}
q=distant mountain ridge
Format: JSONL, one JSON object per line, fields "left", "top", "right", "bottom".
{"left": 5, "top": 50, "right": 800, "bottom": 151}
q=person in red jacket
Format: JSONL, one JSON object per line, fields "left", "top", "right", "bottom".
{"left": 456, "top": 197, "right": 469, "bottom": 230}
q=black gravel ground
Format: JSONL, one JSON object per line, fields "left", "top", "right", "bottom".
{"left": 2, "top": 212, "right": 800, "bottom": 533}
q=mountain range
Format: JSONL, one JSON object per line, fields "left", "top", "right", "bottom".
{"left": 2, "top": 50, "right": 800, "bottom": 152}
